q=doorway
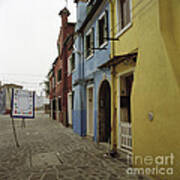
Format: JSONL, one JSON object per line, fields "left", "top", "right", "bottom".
{"left": 119, "top": 72, "right": 134, "bottom": 152}
{"left": 99, "top": 80, "right": 111, "bottom": 142}
{"left": 87, "top": 86, "right": 94, "bottom": 137}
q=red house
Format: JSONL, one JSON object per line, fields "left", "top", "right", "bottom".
{"left": 48, "top": 7, "right": 75, "bottom": 127}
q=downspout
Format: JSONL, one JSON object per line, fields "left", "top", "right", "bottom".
{"left": 108, "top": 0, "right": 117, "bottom": 152}
{"left": 80, "top": 32, "right": 85, "bottom": 136}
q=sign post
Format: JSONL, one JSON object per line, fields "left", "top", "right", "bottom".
{"left": 11, "top": 89, "right": 35, "bottom": 147}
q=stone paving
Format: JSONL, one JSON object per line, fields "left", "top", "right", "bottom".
{"left": 0, "top": 112, "right": 151, "bottom": 180}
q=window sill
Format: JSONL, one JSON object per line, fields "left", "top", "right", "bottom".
{"left": 115, "top": 23, "right": 132, "bottom": 39}
{"left": 99, "top": 41, "right": 108, "bottom": 49}
{"left": 85, "top": 54, "right": 94, "bottom": 61}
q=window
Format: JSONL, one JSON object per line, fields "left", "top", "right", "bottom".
{"left": 58, "top": 69, "right": 62, "bottom": 82}
{"left": 84, "top": 28, "right": 94, "bottom": 59}
{"left": 117, "top": 0, "right": 131, "bottom": 32}
{"left": 68, "top": 53, "right": 75, "bottom": 75}
{"left": 97, "top": 11, "right": 108, "bottom": 47}
{"left": 58, "top": 97, "right": 62, "bottom": 111}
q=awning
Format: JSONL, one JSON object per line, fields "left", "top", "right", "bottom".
{"left": 98, "top": 52, "right": 137, "bottom": 69}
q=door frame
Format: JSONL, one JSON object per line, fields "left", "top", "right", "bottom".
{"left": 98, "top": 79, "right": 111, "bottom": 143}
{"left": 86, "top": 84, "right": 94, "bottom": 137}
{"left": 68, "top": 92, "right": 73, "bottom": 126}
{"left": 117, "top": 67, "right": 135, "bottom": 153}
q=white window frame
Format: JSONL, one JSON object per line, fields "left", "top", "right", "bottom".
{"left": 97, "top": 11, "right": 108, "bottom": 48}
{"left": 85, "top": 28, "right": 94, "bottom": 60}
{"left": 116, "top": 0, "right": 132, "bottom": 38}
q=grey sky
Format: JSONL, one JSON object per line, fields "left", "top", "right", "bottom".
{"left": 0, "top": 0, "right": 76, "bottom": 95}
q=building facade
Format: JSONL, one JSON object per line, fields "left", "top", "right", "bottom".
{"left": 72, "top": 0, "right": 112, "bottom": 142}
{"left": 107, "top": 0, "right": 180, "bottom": 179}
{"left": 48, "top": 58, "right": 58, "bottom": 120}
{"left": 49, "top": 8, "right": 75, "bottom": 127}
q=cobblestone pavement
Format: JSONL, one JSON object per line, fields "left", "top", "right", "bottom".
{"left": 0, "top": 112, "right": 150, "bottom": 180}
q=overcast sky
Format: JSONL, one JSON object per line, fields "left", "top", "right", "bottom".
{"left": 0, "top": 0, "right": 76, "bottom": 95}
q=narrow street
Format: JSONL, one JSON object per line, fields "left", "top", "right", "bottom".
{"left": 0, "top": 112, "right": 148, "bottom": 180}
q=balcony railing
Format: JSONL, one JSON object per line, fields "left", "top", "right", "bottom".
{"left": 120, "top": 122, "right": 132, "bottom": 153}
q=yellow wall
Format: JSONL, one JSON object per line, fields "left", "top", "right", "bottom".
{"left": 110, "top": 0, "right": 180, "bottom": 179}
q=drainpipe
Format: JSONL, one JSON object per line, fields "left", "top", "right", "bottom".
{"left": 108, "top": 0, "right": 117, "bottom": 152}
{"left": 81, "top": 32, "right": 86, "bottom": 136}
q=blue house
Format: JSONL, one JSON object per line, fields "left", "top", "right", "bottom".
{"left": 72, "top": 0, "right": 111, "bottom": 143}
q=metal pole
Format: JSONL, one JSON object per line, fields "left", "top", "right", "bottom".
{"left": 11, "top": 117, "right": 20, "bottom": 148}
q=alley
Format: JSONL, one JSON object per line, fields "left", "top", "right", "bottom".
{"left": 0, "top": 113, "right": 149, "bottom": 180}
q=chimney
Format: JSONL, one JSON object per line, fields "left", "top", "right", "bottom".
{"left": 59, "top": 7, "right": 70, "bottom": 27}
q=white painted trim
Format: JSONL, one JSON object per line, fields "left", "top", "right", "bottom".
{"left": 86, "top": 28, "right": 92, "bottom": 36}
{"left": 120, "top": 147, "right": 133, "bottom": 155}
{"left": 99, "top": 41, "right": 108, "bottom": 49}
{"left": 116, "top": 67, "right": 135, "bottom": 77}
{"left": 68, "top": 92, "right": 73, "bottom": 125}
{"left": 87, "top": 84, "right": 94, "bottom": 89}
{"left": 98, "top": 11, "right": 106, "bottom": 20}
{"left": 115, "top": 22, "right": 132, "bottom": 39}
{"left": 97, "top": 10, "right": 108, "bottom": 48}
{"left": 68, "top": 56, "right": 71, "bottom": 76}
{"left": 116, "top": 0, "right": 132, "bottom": 36}
{"left": 85, "top": 28, "right": 94, "bottom": 61}
{"left": 86, "top": 53, "right": 94, "bottom": 61}
{"left": 68, "top": 92, "right": 72, "bottom": 96}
